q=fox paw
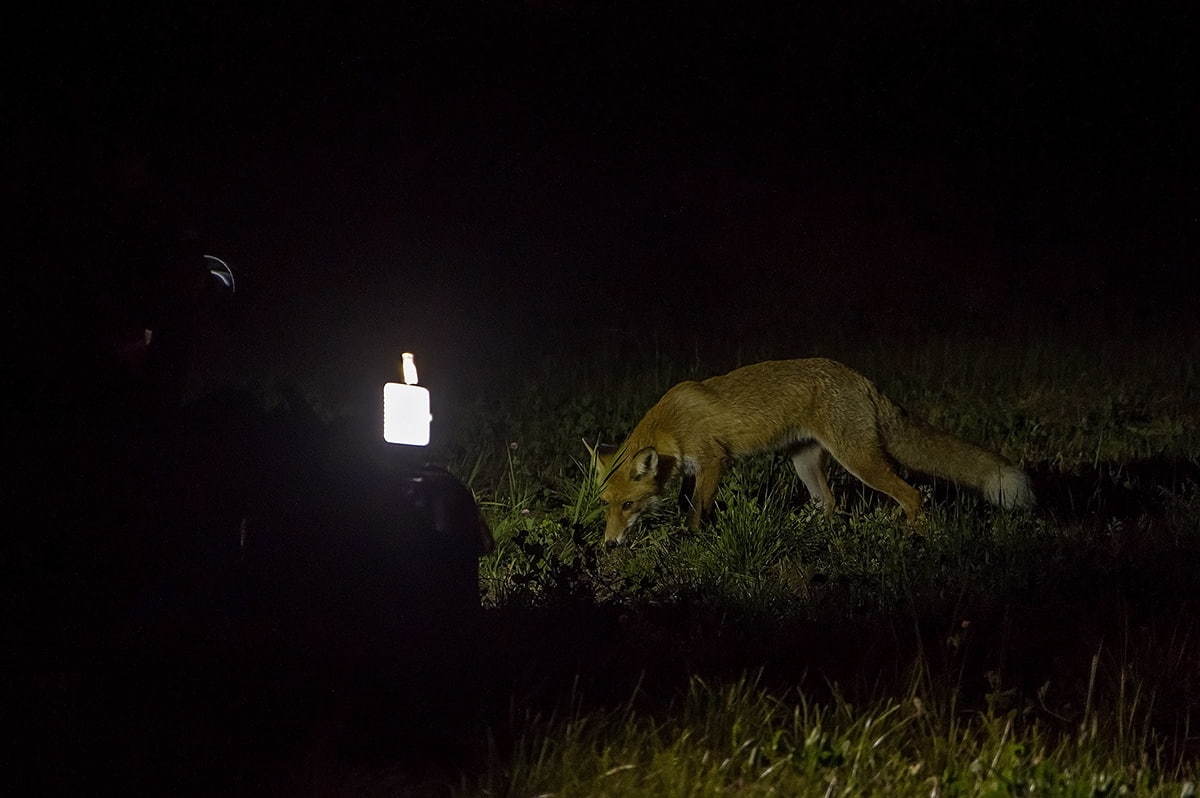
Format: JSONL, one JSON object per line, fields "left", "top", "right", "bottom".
{"left": 904, "top": 513, "right": 930, "bottom": 535}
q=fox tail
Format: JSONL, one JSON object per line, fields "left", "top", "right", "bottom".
{"left": 878, "top": 397, "right": 1034, "bottom": 509}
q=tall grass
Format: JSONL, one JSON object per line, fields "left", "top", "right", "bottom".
{"left": 476, "top": 675, "right": 1195, "bottom": 797}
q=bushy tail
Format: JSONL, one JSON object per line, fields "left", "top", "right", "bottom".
{"left": 877, "top": 396, "right": 1034, "bottom": 509}
{"left": 979, "top": 465, "right": 1035, "bottom": 509}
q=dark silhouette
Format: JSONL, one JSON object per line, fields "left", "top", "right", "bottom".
{"left": 18, "top": 155, "right": 493, "bottom": 794}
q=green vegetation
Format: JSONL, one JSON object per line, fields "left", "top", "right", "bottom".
{"left": 407, "top": 330, "right": 1199, "bottom": 796}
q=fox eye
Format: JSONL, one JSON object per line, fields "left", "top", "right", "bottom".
{"left": 621, "top": 500, "right": 634, "bottom": 511}
{"left": 598, "top": 498, "right": 609, "bottom": 506}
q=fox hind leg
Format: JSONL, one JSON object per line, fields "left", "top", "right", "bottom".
{"left": 790, "top": 443, "right": 836, "bottom": 518}
{"left": 821, "top": 439, "right": 923, "bottom": 525}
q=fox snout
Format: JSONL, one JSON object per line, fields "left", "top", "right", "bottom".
{"left": 603, "top": 512, "right": 633, "bottom": 546}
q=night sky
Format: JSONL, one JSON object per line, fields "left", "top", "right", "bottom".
{"left": 15, "top": 2, "right": 1199, "bottom": 406}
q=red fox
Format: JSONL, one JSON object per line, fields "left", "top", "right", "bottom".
{"left": 585, "top": 358, "right": 1033, "bottom": 544}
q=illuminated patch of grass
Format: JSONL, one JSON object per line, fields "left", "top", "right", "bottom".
{"left": 448, "top": 330, "right": 1199, "bottom": 794}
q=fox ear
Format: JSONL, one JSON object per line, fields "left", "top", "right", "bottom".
{"left": 630, "top": 446, "right": 658, "bottom": 481}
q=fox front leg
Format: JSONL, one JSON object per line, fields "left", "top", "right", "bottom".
{"left": 683, "top": 457, "right": 725, "bottom": 530}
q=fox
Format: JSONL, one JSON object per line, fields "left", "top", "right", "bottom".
{"left": 585, "top": 358, "right": 1033, "bottom": 544}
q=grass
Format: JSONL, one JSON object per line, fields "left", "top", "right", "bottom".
{"left": 403, "top": 328, "right": 1200, "bottom": 796}
{"left": 477, "top": 674, "right": 1193, "bottom": 797}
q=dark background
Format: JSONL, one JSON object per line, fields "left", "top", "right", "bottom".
{"left": 12, "top": 1, "right": 1199, "bottom": 406}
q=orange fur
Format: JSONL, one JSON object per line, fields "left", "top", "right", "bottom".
{"left": 586, "top": 358, "right": 1032, "bottom": 543}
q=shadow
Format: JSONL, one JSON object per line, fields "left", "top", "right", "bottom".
{"left": 19, "top": 388, "right": 493, "bottom": 796}
{"left": 901, "top": 455, "right": 1198, "bottom": 524}
{"left": 1026, "top": 456, "right": 1199, "bottom": 523}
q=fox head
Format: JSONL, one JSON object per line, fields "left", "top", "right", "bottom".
{"left": 583, "top": 439, "right": 671, "bottom": 545}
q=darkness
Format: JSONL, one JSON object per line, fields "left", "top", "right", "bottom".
{"left": 8, "top": 2, "right": 1199, "bottom": 791}
{"left": 12, "top": 1, "right": 1198, "bottom": 405}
